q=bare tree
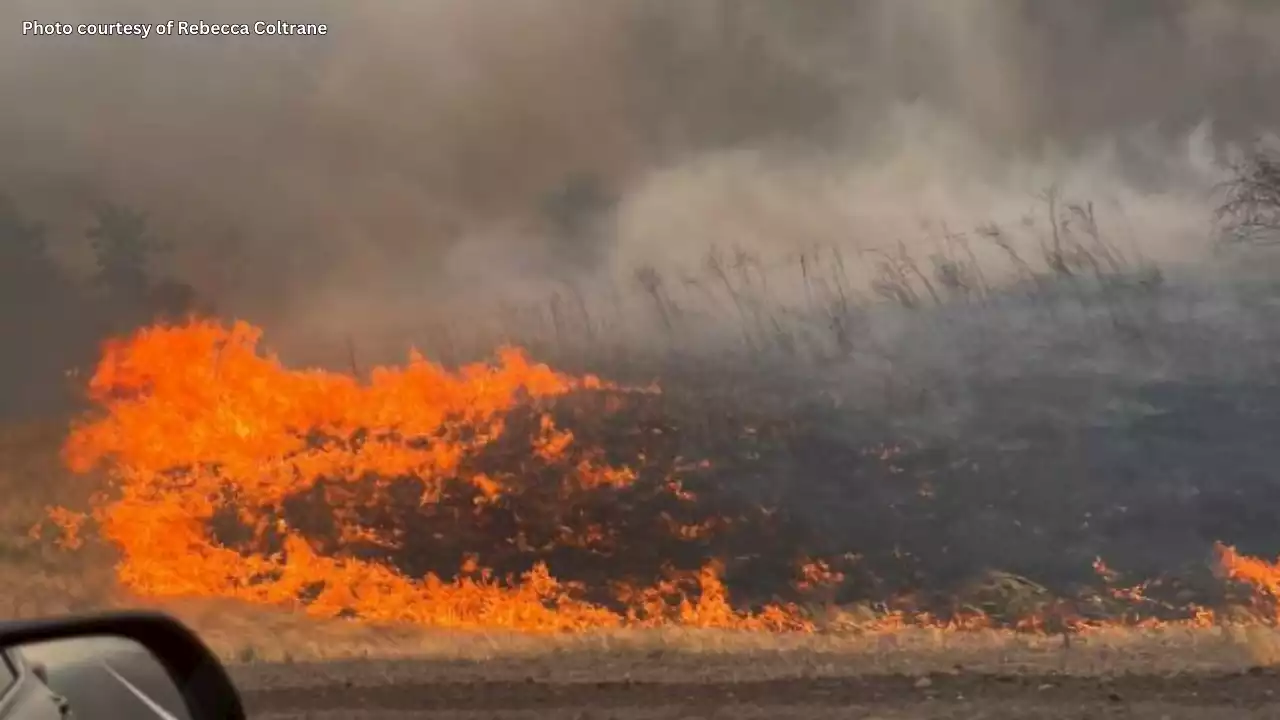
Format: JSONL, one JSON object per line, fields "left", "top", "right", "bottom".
{"left": 1215, "top": 149, "right": 1280, "bottom": 245}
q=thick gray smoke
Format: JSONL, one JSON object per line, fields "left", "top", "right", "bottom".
{"left": 3, "top": 0, "right": 1280, "bottom": 366}
{"left": 13, "top": 1, "right": 1280, "bottom": 607}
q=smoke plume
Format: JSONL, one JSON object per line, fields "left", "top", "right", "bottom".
{"left": 3, "top": 1, "right": 1280, "bottom": 364}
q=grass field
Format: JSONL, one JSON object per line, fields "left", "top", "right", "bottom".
{"left": 8, "top": 418, "right": 1280, "bottom": 720}
{"left": 12, "top": 190, "right": 1280, "bottom": 716}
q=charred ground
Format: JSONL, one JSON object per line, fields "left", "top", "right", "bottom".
{"left": 192, "top": 362, "right": 1280, "bottom": 625}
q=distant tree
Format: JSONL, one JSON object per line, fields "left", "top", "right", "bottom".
{"left": 86, "top": 202, "right": 204, "bottom": 326}
{"left": 0, "top": 195, "right": 82, "bottom": 417}
{"left": 147, "top": 278, "right": 206, "bottom": 321}
{"left": 87, "top": 203, "right": 162, "bottom": 306}
{"left": 0, "top": 194, "right": 59, "bottom": 304}
{"left": 1216, "top": 148, "right": 1280, "bottom": 245}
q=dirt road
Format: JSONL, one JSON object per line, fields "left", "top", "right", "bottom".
{"left": 239, "top": 668, "right": 1280, "bottom": 719}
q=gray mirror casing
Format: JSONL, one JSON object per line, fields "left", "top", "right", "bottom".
{"left": 0, "top": 611, "right": 245, "bottom": 720}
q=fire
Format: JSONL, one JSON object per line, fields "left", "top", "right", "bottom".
{"left": 54, "top": 319, "right": 808, "bottom": 630}
{"left": 40, "top": 318, "right": 1280, "bottom": 633}
{"left": 1213, "top": 542, "right": 1280, "bottom": 623}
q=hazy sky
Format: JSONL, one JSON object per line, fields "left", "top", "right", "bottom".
{"left": 3, "top": 1, "right": 1280, "bottom": 352}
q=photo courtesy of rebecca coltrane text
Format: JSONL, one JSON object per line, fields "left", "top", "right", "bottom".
{"left": 21, "top": 20, "right": 328, "bottom": 38}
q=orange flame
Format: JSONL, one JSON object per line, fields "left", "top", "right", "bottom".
{"left": 55, "top": 320, "right": 806, "bottom": 631}
{"left": 46, "top": 319, "right": 1280, "bottom": 634}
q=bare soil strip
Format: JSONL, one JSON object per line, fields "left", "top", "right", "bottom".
{"left": 241, "top": 669, "right": 1280, "bottom": 715}
{"left": 247, "top": 708, "right": 1270, "bottom": 720}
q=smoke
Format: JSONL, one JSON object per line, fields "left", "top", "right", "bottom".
{"left": 4, "top": 1, "right": 1280, "bottom": 362}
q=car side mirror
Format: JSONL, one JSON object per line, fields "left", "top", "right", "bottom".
{"left": 0, "top": 611, "right": 245, "bottom": 720}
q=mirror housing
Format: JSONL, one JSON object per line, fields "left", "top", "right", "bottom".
{"left": 0, "top": 611, "right": 245, "bottom": 720}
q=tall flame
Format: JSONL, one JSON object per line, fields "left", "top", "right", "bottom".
{"left": 58, "top": 320, "right": 807, "bottom": 631}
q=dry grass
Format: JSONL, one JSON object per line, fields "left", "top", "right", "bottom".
{"left": 6, "top": 419, "right": 1280, "bottom": 688}
{"left": 0, "top": 422, "right": 118, "bottom": 617}
{"left": 212, "top": 619, "right": 1280, "bottom": 690}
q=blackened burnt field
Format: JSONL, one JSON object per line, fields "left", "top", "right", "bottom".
{"left": 247, "top": 372, "right": 1280, "bottom": 621}
{"left": 62, "top": 261, "right": 1280, "bottom": 631}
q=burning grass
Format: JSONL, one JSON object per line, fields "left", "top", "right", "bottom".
{"left": 20, "top": 317, "right": 1280, "bottom": 642}
{"left": 44, "top": 320, "right": 814, "bottom": 631}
